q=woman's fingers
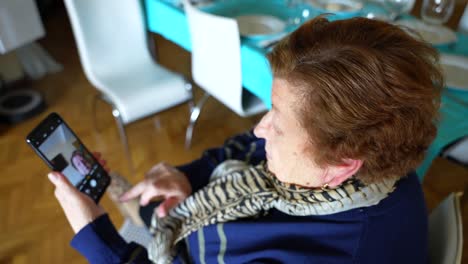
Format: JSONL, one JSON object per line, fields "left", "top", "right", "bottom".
{"left": 140, "top": 181, "right": 178, "bottom": 206}
{"left": 120, "top": 178, "right": 179, "bottom": 207}
{"left": 144, "top": 162, "right": 169, "bottom": 180}
{"left": 156, "top": 197, "right": 181, "bottom": 218}
{"left": 139, "top": 186, "right": 161, "bottom": 206}
{"left": 48, "top": 171, "right": 106, "bottom": 233}
{"left": 92, "top": 151, "right": 108, "bottom": 169}
{"left": 119, "top": 180, "right": 148, "bottom": 202}
{"left": 120, "top": 163, "right": 190, "bottom": 215}
{"left": 49, "top": 172, "right": 77, "bottom": 197}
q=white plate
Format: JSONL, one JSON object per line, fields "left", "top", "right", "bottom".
{"left": 236, "top": 15, "right": 286, "bottom": 37}
{"left": 396, "top": 19, "right": 457, "bottom": 46}
{"left": 307, "top": 0, "right": 363, "bottom": 13}
{"left": 440, "top": 54, "right": 468, "bottom": 91}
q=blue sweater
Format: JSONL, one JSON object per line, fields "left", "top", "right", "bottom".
{"left": 71, "top": 132, "right": 428, "bottom": 263}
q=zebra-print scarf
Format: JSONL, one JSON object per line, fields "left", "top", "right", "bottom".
{"left": 147, "top": 160, "right": 397, "bottom": 263}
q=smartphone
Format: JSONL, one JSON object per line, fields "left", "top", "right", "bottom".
{"left": 26, "top": 112, "right": 110, "bottom": 203}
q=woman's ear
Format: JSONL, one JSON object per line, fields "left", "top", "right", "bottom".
{"left": 325, "top": 159, "right": 363, "bottom": 188}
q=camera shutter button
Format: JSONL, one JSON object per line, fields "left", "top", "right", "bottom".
{"left": 90, "top": 179, "right": 97, "bottom": 188}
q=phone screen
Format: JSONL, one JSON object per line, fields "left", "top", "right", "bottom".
{"left": 28, "top": 114, "right": 110, "bottom": 202}
{"left": 38, "top": 122, "right": 97, "bottom": 187}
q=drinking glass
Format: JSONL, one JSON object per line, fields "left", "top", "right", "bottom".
{"left": 285, "top": 0, "right": 311, "bottom": 26}
{"left": 421, "top": 0, "right": 455, "bottom": 25}
{"left": 382, "top": 0, "right": 416, "bottom": 21}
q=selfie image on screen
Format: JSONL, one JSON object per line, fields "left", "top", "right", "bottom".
{"left": 38, "top": 124, "right": 96, "bottom": 186}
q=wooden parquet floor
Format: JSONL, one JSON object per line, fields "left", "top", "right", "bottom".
{"left": 0, "top": 5, "right": 467, "bottom": 264}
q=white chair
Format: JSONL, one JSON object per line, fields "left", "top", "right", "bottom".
{"left": 442, "top": 137, "right": 468, "bottom": 166}
{"left": 183, "top": 0, "right": 267, "bottom": 148}
{"left": 458, "top": 4, "right": 468, "bottom": 34}
{"left": 63, "top": 0, "right": 193, "bottom": 173}
{"left": 429, "top": 192, "right": 464, "bottom": 264}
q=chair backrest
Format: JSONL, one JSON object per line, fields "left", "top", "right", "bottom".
{"left": 459, "top": 4, "right": 468, "bottom": 34}
{"left": 183, "top": 0, "right": 245, "bottom": 116}
{"left": 442, "top": 136, "right": 468, "bottom": 166}
{"left": 63, "top": 0, "right": 153, "bottom": 91}
{"left": 429, "top": 192, "right": 463, "bottom": 264}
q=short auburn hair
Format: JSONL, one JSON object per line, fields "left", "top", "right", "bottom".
{"left": 268, "top": 16, "right": 443, "bottom": 183}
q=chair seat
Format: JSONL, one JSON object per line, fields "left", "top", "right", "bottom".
{"left": 97, "top": 62, "right": 191, "bottom": 124}
{"left": 429, "top": 192, "right": 463, "bottom": 264}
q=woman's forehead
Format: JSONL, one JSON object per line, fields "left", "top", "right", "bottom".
{"left": 272, "top": 79, "right": 296, "bottom": 109}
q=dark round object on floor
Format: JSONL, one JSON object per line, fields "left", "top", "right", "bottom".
{"left": 0, "top": 89, "right": 46, "bottom": 124}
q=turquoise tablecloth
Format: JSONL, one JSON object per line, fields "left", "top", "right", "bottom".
{"left": 144, "top": 0, "right": 468, "bottom": 180}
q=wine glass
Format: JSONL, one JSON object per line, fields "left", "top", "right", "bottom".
{"left": 286, "top": 0, "right": 311, "bottom": 26}
{"left": 421, "top": 0, "right": 455, "bottom": 25}
{"left": 382, "top": 0, "right": 416, "bottom": 21}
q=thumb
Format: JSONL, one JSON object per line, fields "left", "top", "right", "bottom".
{"left": 48, "top": 172, "right": 74, "bottom": 191}
{"left": 156, "top": 197, "right": 181, "bottom": 218}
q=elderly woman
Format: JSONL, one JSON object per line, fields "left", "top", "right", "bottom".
{"left": 48, "top": 16, "right": 442, "bottom": 263}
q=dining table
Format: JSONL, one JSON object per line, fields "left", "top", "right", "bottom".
{"left": 143, "top": 0, "right": 468, "bottom": 181}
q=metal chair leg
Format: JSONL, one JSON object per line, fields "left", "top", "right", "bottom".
{"left": 184, "top": 80, "right": 195, "bottom": 111}
{"left": 185, "top": 92, "right": 210, "bottom": 149}
{"left": 112, "top": 108, "right": 135, "bottom": 177}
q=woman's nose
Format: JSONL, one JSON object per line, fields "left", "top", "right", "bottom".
{"left": 254, "top": 112, "right": 272, "bottom": 138}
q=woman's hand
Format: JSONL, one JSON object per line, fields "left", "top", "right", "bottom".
{"left": 48, "top": 152, "right": 109, "bottom": 234}
{"left": 119, "top": 162, "right": 192, "bottom": 218}
{"left": 48, "top": 172, "right": 105, "bottom": 233}
{"left": 93, "top": 152, "right": 110, "bottom": 172}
